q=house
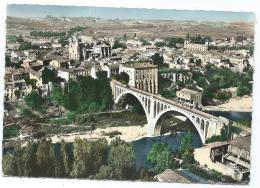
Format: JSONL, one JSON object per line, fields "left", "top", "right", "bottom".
{"left": 176, "top": 88, "right": 202, "bottom": 107}
{"left": 155, "top": 169, "right": 191, "bottom": 183}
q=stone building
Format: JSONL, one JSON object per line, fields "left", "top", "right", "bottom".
{"left": 4, "top": 67, "right": 31, "bottom": 101}
{"left": 184, "top": 40, "right": 208, "bottom": 52}
{"left": 119, "top": 62, "right": 158, "bottom": 94}
{"left": 176, "top": 88, "right": 202, "bottom": 107}
{"left": 69, "top": 35, "right": 112, "bottom": 61}
{"left": 57, "top": 66, "right": 94, "bottom": 82}
{"left": 160, "top": 72, "right": 192, "bottom": 86}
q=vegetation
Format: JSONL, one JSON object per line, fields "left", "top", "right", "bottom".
{"left": 112, "top": 40, "right": 127, "bottom": 49}
{"left": 24, "top": 90, "right": 46, "bottom": 112}
{"left": 187, "top": 34, "right": 211, "bottom": 44}
{"left": 177, "top": 132, "right": 194, "bottom": 164}
{"left": 6, "top": 35, "right": 24, "bottom": 43}
{"left": 140, "top": 38, "right": 151, "bottom": 46}
{"left": 3, "top": 124, "right": 20, "bottom": 139}
{"left": 206, "top": 125, "right": 241, "bottom": 143}
{"left": 147, "top": 142, "right": 176, "bottom": 173}
{"left": 30, "top": 30, "right": 66, "bottom": 37}
{"left": 5, "top": 137, "right": 135, "bottom": 179}
{"left": 51, "top": 76, "right": 112, "bottom": 113}
{"left": 151, "top": 53, "right": 165, "bottom": 67}
{"left": 192, "top": 64, "right": 253, "bottom": 105}
{"left": 184, "top": 164, "right": 222, "bottom": 182}
{"left": 112, "top": 72, "right": 129, "bottom": 85}
{"left": 165, "top": 37, "right": 184, "bottom": 48}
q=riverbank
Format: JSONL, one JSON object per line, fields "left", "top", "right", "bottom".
{"left": 204, "top": 96, "right": 252, "bottom": 112}
{"left": 50, "top": 124, "right": 148, "bottom": 144}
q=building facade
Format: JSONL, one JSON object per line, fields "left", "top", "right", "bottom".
{"left": 119, "top": 62, "right": 158, "bottom": 94}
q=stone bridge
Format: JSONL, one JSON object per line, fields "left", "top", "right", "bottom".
{"left": 111, "top": 80, "right": 227, "bottom": 144}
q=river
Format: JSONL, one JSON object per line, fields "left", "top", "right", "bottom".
{"left": 132, "top": 132, "right": 202, "bottom": 170}
{"left": 206, "top": 111, "right": 252, "bottom": 121}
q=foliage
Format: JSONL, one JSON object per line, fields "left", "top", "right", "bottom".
{"left": 108, "top": 138, "right": 136, "bottom": 180}
{"left": 178, "top": 132, "right": 194, "bottom": 164}
{"left": 147, "top": 142, "right": 176, "bottom": 173}
{"left": 155, "top": 41, "right": 166, "bottom": 47}
{"left": 3, "top": 124, "right": 20, "bottom": 139}
{"left": 151, "top": 53, "right": 164, "bottom": 67}
{"left": 19, "top": 42, "right": 34, "bottom": 50}
{"left": 68, "top": 26, "right": 88, "bottom": 35}
{"left": 159, "top": 89, "right": 177, "bottom": 99}
{"left": 6, "top": 35, "right": 24, "bottom": 43}
{"left": 30, "top": 30, "right": 66, "bottom": 37}
{"left": 165, "top": 37, "right": 184, "bottom": 48}
{"left": 112, "top": 40, "right": 127, "bottom": 49}
{"left": 2, "top": 153, "right": 17, "bottom": 176}
{"left": 42, "top": 67, "right": 56, "bottom": 84}
{"left": 236, "top": 118, "right": 251, "bottom": 127}
{"left": 51, "top": 76, "right": 112, "bottom": 113}
{"left": 71, "top": 138, "right": 107, "bottom": 178}
{"left": 94, "top": 165, "right": 115, "bottom": 180}
{"left": 188, "top": 34, "right": 211, "bottom": 44}
{"left": 24, "top": 90, "right": 46, "bottom": 111}
{"left": 184, "top": 164, "right": 222, "bottom": 182}
{"left": 112, "top": 72, "right": 129, "bottom": 85}
{"left": 24, "top": 78, "right": 37, "bottom": 89}
{"left": 206, "top": 125, "right": 241, "bottom": 143}
{"left": 140, "top": 38, "right": 151, "bottom": 46}
{"left": 192, "top": 65, "right": 253, "bottom": 105}
{"left": 36, "top": 139, "right": 56, "bottom": 177}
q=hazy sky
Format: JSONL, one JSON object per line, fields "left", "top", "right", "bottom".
{"left": 7, "top": 4, "right": 255, "bottom": 22}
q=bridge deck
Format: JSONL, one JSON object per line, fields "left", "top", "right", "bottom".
{"left": 111, "top": 80, "right": 224, "bottom": 122}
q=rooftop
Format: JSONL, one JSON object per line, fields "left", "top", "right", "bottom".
{"left": 178, "top": 88, "right": 202, "bottom": 95}
{"left": 122, "top": 62, "right": 158, "bottom": 69}
{"left": 230, "top": 135, "right": 251, "bottom": 152}
{"left": 155, "top": 169, "right": 191, "bottom": 183}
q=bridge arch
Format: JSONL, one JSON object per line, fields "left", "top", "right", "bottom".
{"left": 114, "top": 90, "right": 150, "bottom": 124}
{"left": 150, "top": 108, "right": 206, "bottom": 143}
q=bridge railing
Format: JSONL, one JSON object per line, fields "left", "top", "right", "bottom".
{"left": 111, "top": 79, "right": 225, "bottom": 123}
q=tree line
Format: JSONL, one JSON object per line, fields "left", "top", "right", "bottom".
{"left": 2, "top": 138, "right": 136, "bottom": 179}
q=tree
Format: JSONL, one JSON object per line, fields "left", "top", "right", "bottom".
{"left": 2, "top": 153, "right": 17, "bottom": 176}
{"left": 19, "top": 42, "right": 32, "bottom": 50}
{"left": 151, "top": 53, "right": 164, "bottom": 67}
{"left": 95, "top": 165, "right": 115, "bottom": 180}
{"left": 72, "top": 138, "right": 107, "bottom": 178}
{"left": 42, "top": 68, "right": 56, "bottom": 84}
{"left": 60, "top": 140, "right": 71, "bottom": 177}
{"left": 24, "top": 90, "right": 45, "bottom": 111}
{"left": 140, "top": 38, "right": 151, "bottom": 46}
{"left": 179, "top": 132, "right": 194, "bottom": 164}
{"left": 108, "top": 138, "right": 136, "bottom": 180}
{"left": 112, "top": 40, "right": 127, "bottom": 49}
{"left": 14, "top": 90, "right": 21, "bottom": 99}
{"left": 36, "top": 139, "right": 56, "bottom": 177}
{"left": 147, "top": 142, "right": 176, "bottom": 173}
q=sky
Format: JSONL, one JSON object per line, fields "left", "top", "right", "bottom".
{"left": 7, "top": 4, "right": 255, "bottom": 22}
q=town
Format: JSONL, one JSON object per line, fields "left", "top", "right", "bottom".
{"left": 2, "top": 8, "right": 253, "bottom": 185}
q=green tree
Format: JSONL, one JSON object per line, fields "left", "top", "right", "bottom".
{"left": 72, "top": 138, "right": 107, "bottom": 178}
{"left": 95, "top": 165, "right": 115, "bottom": 180}
{"left": 2, "top": 153, "right": 17, "bottom": 176}
{"left": 108, "top": 138, "right": 136, "bottom": 180}
{"left": 179, "top": 132, "right": 194, "bottom": 164}
{"left": 24, "top": 90, "right": 45, "bottom": 111}
{"left": 147, "top": 142, "right": 176, "bottom": 173}
{"left": 42, "top": 68, "right": 56, "bottom": 84}
{"left": 151, "top": 53, "right": 164, "bottom": 67}
{"left": 36, "top": 139, "right": 56, "bottom": 177}
{"left": 60, "top": 140, "right": 71, "bottom": 177}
